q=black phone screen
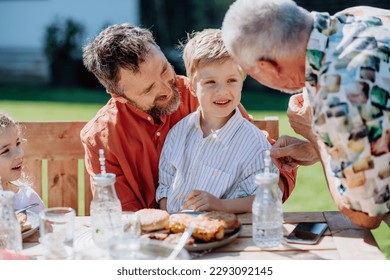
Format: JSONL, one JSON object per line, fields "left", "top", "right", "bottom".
{"left": 286, "top": 222, "right": 328, "bottom": 244}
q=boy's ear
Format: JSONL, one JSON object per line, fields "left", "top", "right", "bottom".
{"left": 256, "top": 58, "right": 281, "bottom": 78}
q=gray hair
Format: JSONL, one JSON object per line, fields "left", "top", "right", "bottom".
{"left": 222, "top": 0, "right": 313, "bottom": 68}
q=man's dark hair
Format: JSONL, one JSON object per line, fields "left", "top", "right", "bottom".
{"left": 83, "top": 23, "right": 157, "bottom": 93}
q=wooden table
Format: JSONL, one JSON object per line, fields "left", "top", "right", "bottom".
{"left": 22, "top": 211, "right": 386, "bottom": 260}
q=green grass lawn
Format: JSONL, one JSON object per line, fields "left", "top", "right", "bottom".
{"left": 0, "top": 84, "right": 388, "bottom": 258}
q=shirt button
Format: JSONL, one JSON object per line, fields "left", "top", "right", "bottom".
{"left": 147, "top": 116, "right": 152, "bottom": 121}
{"left": 156, "top": 132, "right": 161, "bottom": 137}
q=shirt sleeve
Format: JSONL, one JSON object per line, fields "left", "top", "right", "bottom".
{"left": 279, "top": 168, "right": 298, "bottom": 203}
{"left": 233, "top": 147, "right": 283, "bottom": 199}
{"left": 156, "top": 129, "right": 176, "bottom": 203}
{"left": 13, "top": 184, "right": 45, "bottom": 214}
{"left": 81, "top": 133, "right": 144, "bottom": 211}
{"left": 266, "top": 135, "right": 298, "bottom": 203}
{"left": 231, "top": 138, "right": 273, "bottom": 198}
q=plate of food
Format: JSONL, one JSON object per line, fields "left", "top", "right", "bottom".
{"left": 138, "top": 209, "right": 242, "bottom": 252}
{"left": 16, "top": 210, "right": 39, "bottom": 239}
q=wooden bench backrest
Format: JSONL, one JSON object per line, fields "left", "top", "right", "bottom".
{"left": 20, "top": 118, "right": 278, "bottom": 216}
{"left": 20, "top": 121, "right": 92, "bottom": 216}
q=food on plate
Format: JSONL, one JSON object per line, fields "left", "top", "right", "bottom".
{"left": 163, "top": 232, "right": 195, "bottom": 245}
{"left": 138, "top": 211, "right": 240, "bottom": 245}
{"left": 135, "top": 208, "right": 170, "bottom": 232}
{"left": 145, "top": 232, "right": 170, "bottom": 241}
{"left": 168, "top": 213, "right": 194, "bottom": 233}
{"left": 198, "top": 211, "right": 241, "bottom": 231}
{"left": 144, "top": 231, "right": 195, "bottom": 246}
{"left": 16, "top": 212, "right": 32, "bottom": 232}
{"left": 169, "top": 213, "right": 224, "bottom": 242}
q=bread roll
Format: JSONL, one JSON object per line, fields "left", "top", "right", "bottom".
{"left": 136, "top": 208, "right": 170, "bottom": 232}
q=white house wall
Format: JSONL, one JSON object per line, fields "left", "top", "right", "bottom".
{"left": 0, "top": 0, "right": 140, "bottom": 83}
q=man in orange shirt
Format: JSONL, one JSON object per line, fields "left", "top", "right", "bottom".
{"left": 81, "top": 23, "right": 297, "bottom": 211}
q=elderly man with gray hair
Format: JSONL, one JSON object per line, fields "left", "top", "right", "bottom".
{"left": 222, "top": 0, "right": 390, "bottom": 229}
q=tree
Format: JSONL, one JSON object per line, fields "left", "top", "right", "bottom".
{"left": 44, "top": 18, "right": 85, "bottom": 87}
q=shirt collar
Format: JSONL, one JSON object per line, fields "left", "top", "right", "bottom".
{"left": 190, "top": 107, "right": 244, "bottom": 146}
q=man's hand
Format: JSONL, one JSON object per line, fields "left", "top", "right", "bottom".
{"left": 287, "top": 92, "right": 317, "bottom": 142}
{"left": 271, "top": 135, "right": 319, "bottom": 172}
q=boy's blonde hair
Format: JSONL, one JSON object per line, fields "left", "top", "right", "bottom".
{"left": 182, "top": 29, "right": 246, "bottom": 82}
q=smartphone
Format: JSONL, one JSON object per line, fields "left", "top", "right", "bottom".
{"left": 286, "top": 222, "right": 328, "bottom": 245}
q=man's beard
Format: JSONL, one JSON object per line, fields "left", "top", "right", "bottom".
{"left": 145, "top": 84, "right": 181, "bottom": 116}
{"left": 123, "top": 81, "right": 181, "bottom": 117}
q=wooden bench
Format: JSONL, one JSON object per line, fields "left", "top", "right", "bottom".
{"left": 20, "top": 118, "right": 279, "bottom": 216}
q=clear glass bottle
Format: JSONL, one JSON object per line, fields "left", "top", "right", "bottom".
{"left": 252, "top": 150, "right": 283, "bottom": 248}
{"left": 0, "top": 191, "right": 23, "bottom": 252}
{"left": 90, "top": 173, "right": 123, "bottom": 249}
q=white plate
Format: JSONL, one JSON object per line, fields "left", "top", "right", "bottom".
{"left": 22, "top": 210, "right": 39, "bottom": 239}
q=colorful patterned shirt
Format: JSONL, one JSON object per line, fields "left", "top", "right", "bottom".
{"left": 306, "top": 10, "right": 390, "bottom": 216}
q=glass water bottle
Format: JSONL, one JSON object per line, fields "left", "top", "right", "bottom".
{"left": 0, "top": 191, "right": 23, "bottom": 252}
{"left": 90, "top": 150, "right": 122, "bottom": 249}
{"left": 252, "top": 150, "right": 283, "bottom": 248}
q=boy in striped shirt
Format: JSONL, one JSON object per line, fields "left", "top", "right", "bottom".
{"left": 156, "top": 29, "right": 280, "bottom": 213}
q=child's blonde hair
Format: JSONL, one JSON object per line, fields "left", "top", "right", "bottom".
{"left": 182, "top": 28, "right": 246, "bottom": 82}
{"left": 0, "top": 112, "right": 18, "bottom": 133}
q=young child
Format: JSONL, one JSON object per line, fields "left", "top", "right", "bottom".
{"left": 156, "top": 29, "right": 279, "bottom": 213}
{"left": 0, "top": 112, "right": 44, "bottom": 214}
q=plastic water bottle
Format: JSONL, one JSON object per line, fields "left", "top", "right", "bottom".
{"left": 90, "top": 149, "right": 122, "bottom": 249}
{"left": 252, "top": 150, "right": 283, "bottom": 248}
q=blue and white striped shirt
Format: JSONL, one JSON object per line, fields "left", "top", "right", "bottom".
{"left": 156, "top": 107, "right": 278, "bottom": 213}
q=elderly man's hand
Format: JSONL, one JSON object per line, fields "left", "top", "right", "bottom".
{"left": 287, "top": 92, "right": 317, "bottom": 142}
{"left": 270, "top": 135, "right": 319, "bottom": 172}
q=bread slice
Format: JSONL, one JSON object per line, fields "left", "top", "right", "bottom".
{"left": 135, "top": 208, "right": 170, "bottom": 232}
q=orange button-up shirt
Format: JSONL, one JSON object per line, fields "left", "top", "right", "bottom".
{"left": 81, "top": 75, "right": 296, "bottom": 211}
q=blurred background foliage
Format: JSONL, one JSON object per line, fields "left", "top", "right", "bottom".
{"left": 41, "top": 0, "right": 390, "bottom": 90}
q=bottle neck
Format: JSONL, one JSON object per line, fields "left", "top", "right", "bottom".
{"left": 93, "top": 184, "right": 118, "bottom": 201}
{"left": 256, "top": 181, "right": 280, "bottom": 203}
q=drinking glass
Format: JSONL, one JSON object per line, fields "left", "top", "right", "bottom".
{"left": 39, "top": 207, "right": 75, "bottom": 259}
{"left": 109, "top": 212, "right": 141, "bottom": 259}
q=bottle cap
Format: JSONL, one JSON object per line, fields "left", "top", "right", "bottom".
{"left": 93, "top": 173, "right": 116, "bottom": 186}
{"left": 255, "top": 149, "right": 279, "bottom": 184}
